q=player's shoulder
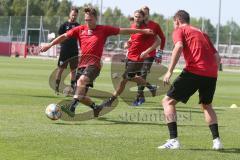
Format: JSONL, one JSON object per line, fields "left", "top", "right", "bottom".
{"left": 173, "top": 27, "right": 184, "bottom": 35}
{"left": 173, "top": 25, "right": 195, "bottom": 36}
{"left": 179, "top": 25, "right": 192, "bottom": 31}
{"left": 148, "top": 20, "right": 159, "bottom": 26}
{"left": 183, "top": 25, "right": 203, "bottom": 35}
{"left": 60, "top": 21, "right": 69, "bottom": 27}
{"left": 149, "top": 20, "right": 157, "bottom": 24}
{"left": 70, "top": 22, "right": 80, "bottom": 27}
{"left": 147, "top": 20, "right": 160, "bottom": 29}
{"left": 76, "top": 25, "right": 85, "bottom": 30}
{"left": 75, "top": 22, "right": 80, "bottom": 26}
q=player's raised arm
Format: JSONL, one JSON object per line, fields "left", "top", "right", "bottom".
{"left": 40, "top": 34, "right": 68, "bottom": 52}
{"left": 119, "top": 28, "right": 154, "bottom": 35}
{"left": 140, "top": 35, "right": 161, "bottom": 59}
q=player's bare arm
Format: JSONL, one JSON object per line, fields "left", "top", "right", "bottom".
{"left": 40, "top": 33, "right": 68, "bottom": 52}
{"left": 156, "top": 25, "right": 166, "bottom": 50}
{"left": 140, "top": 35, "right": 161, "bottom": 59}
{"left": 163, "top": 41, "right": 183, "bottom": 86}
{"left": 124, "top": 38, "right": 131, "bottom": 49}
{"left": 119, "top": 28, "right": 153, "bottom": 35}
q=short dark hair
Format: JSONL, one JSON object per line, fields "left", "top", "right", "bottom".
{"left": 174, "top": 10, "right": 190, "bottom": 24}
{"left": 71, "top": 6, "right": 79, "bottom": 13}
{"left": 134, "top": 9, "right": 145, "bottom": 17}
{"left": 84, "top": 7, "right": 98, "bottom": 19}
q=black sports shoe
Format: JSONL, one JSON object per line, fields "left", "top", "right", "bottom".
{"left": 89, "top": 103, "right": 103, "bottom": 117}
{"left": 149, "top": 85, "right": 157, "bottom": 97}
{"left": 100, "top": 96, "right": 116, "bottom": 108}
{"left": 132, "top": 98, "right": 140, "bottom": 106}
{"left": 93, "top": 105, "right": 103, "bottom": 117}
{"left": 60, "top": 99, "right": 79, "bottom": 117}
{"left": 60, "top": 105, "right": 75, "bottom": 117}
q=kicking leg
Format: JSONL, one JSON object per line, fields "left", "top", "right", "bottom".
{"left": 100, "top": 78, "right": 128, "bottom": 108}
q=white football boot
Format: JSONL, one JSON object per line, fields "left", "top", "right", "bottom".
{"left": 212, "top": 137, "right": 223, "bottom": 150}
{"left": 158, "top": 138, "right": 180, "bottom": 149}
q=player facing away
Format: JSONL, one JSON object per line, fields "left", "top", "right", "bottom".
{"left": 158, "top": 10, "right": 223, "bottom": 150}
{"left": 55, "top": 7, "right": 80, "bottom": 94}
{"left": 99, "top": 10, "right": 160, "bottom": 108}
{"left": 40, "top": 7, "right": 154, "bottom": 117}
{"left": 132, "top": 6, "right": 166, "bottom": 106}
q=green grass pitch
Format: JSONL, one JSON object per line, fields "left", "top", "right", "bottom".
{"left": 0, "top": 56, "right": 239, "bottom": 160}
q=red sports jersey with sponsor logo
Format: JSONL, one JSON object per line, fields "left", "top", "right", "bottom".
{"left": 128, "top": 20, "right": 165, "bottom": 61}
{"left": 173, "top": 25, "right": 218, "bottom": 78}
{"left": 66, "top": 25, "right": 120, "bottom": 68}
{"left": 127, "top": 24, "right": 154, "bottom": 61}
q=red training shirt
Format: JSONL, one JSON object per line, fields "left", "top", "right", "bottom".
{"left": 66, "top": 25, "right": 120, "bottom": 68}
{"left": 127, "top": 24, "right": 155, "bottom": 61}
{"left": 128, "top": 20, "right": 165, "bottom": 60}
{"left": 173, "top": 25, "right": 218, "bottom": 78}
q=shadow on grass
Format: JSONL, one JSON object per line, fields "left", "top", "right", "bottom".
{"left": 53, "top": 117, "right": 165, "bottom": 126}
{"left": 218, "top": 148, "right": 240, "bottom": 153}
{"left": 96, "top": 117, "right": 165, "bottom": 126}
{"left": 53, "top": 117, "right": 222, "bottom": 127}
{"left": 182, "top": 148, "right": 240, "bottom": 153}
{"left": 140, "top": 107, "right": 203, "bottom": 114}
{"left": 135, "top": 106, "right": 226, "bottom": 114}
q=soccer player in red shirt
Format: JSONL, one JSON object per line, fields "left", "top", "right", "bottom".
{"left": 132, "top": 6, "right": 166, "bottom": 106}
{"left": 99, "top": 10, "right": 160, "bottom": 108}
{"left": 40, "top": 7, "right": 153, "bottom": 117}
{"left": 158, "top": 10, "right": 222, "bottom": 150}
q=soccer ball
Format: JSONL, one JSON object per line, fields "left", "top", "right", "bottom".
{"left": 45, "top": 103, "right": 61, "bottom": 120}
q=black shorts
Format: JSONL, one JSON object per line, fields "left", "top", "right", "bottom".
{"left": 122, "top": 60, "right": 144, "bottom": 80}
{"left": 58, "top": 52, "right": 78, "bottom": 69}
{"left": 76, "top": 65, "right": 100, "bottom": 88}
{"left": 141, "top": 57, "right": 154, "bottom": 76}
{"left": 167, "top": 70, "right": 217, "bottom": 104}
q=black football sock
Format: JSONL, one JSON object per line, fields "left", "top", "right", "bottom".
{"left": 71, "top": 80, "right": 76, "bottom": 89}
{"left": 110, "top": 95, "right": 117, "bottom": 101}
{"left": 69, "top": 98, "right": 79, "bottom": 112}
{"left": 167, "top": 122, "right": 178, "bottom": 139}
{"left": 55, "top": 79, "right": 60, "bottom": 88}
{"left": 209, "top": 123, "right": 219, "bottom": 139}
{"left": 107, "top": 96, "right": 116, "bottom": 105}
{"left": 146, "top": 82, "right": 154, "bottom": 90}
{"left": 137, "top": 85, "right": 145, "bottom": 98}
{"left": 89, "top": 102, "right": 97, "bottom": 109}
